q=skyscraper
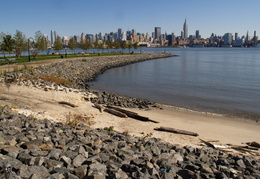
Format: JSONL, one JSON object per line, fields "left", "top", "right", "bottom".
{"left": 235, "top": 33, "right": 238, "bottom": 41}
{"left": 196, "top": 30, "right": 200, "bottom": 39}
{"left": 118, "top": 28, "right": 123, "bottom": 40}
{"left": 51, "top": 30, "right": 54, "bottom": 46}
{"left": 183, "top": 18, "right": 188, "bottom": 39}
{"left": 155, "top": 27, "right": 161, "bottom": 40}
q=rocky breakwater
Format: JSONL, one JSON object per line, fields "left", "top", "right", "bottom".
{"left": 30, "top": 53, "right": 173, "bottom": 89}
{"left": 0, "top": 106, "right": 260, "bottom": 178}
{"left": 3, "top": 53, "right": 173, "bottom": 109}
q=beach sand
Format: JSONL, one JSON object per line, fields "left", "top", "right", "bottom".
{"left": 1, "top": 83, "right": 259, "bottom": 149}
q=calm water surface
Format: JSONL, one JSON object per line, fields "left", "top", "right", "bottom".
{"left": 90, "top": 48, "right": 260, "bottom": 120}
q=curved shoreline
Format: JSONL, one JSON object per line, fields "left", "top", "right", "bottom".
{"left": 2, "top": 53, "right": 258, "bottom": 122}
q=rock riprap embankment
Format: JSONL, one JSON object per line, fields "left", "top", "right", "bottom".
{"left": 0, "top": 106, "right": 259, "bottom": 178}
{"left": 29, "top": 53, "right": 173, "bottom": 89}
{"left": 2, "top": 53, "right": 173, "bottom": 109}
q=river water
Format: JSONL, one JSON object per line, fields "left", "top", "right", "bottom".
{"left": 89, "top": 47, "right": 260, "bottom": 120}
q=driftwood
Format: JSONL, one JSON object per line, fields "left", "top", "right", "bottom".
{"left": 94, "top": 103, "right": 106, "bottom": 113}
{"left": 94, "top": 103, "right": 127, "bottom": 118}
{"left": 58, "top": 101, "right": 78, "bottom": 108}
{"left": 104, "top": 108, "right": 128, "bottom": 118}
{"left": 200, "top": 139, "right": 216, "bottom": 148}
{"left": 107, "top": 105, "right": 159, "bottom": 123}
{"left": 154, "top": 126, "right": 199, "bottom": 137}
{"left": 243, "top": 141, "right": 260, "bottom": 148}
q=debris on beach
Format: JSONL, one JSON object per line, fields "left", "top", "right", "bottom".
{"left": 154, "top": 126, "right": 199, "bottom": 136}
{"left": 94, "top": 104, "right": 159, "bottom": 123}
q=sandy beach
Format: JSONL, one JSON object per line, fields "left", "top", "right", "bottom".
{"left": 1, "top": 82, "right": 259, "bottom": 149}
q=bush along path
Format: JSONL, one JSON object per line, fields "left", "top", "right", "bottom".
{"left": 0, "top": 106, "right": 259, "bottom": 178}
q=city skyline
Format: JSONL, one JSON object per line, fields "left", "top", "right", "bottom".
{"left": 0, "top": 0, "right": 259, "bottom": 39}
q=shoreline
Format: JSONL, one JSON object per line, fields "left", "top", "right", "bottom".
{"left": 90, "top": 87, "right": 259, "bottom": 124}
{"left": 0, "top": 53, "right": 259, "bottom": 148}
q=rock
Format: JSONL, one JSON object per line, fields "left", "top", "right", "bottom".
{"left": 73, "top": 154, "right": 87, "bottom": 167}
{"left": 74, "top": 165, "right": 88, "bottom": 179}
{"left": 48, "top": 149, "right": 62, "bottom": 160}
{"left": 88, "top": 163, "right": 107, "bottom": 176}
{"left": 236, "top": 159, "right": 246, "bottom": 169}
{"left": 177, "top": 169, "right": 197, "bottom": 179}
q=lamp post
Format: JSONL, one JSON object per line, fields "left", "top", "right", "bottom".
{"left": 27, "top": 37, "right": 34, "bottom": 62}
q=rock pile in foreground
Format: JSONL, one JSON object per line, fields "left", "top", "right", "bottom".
{"left": 0, "top": 106, "right": 259, "bottom": 179}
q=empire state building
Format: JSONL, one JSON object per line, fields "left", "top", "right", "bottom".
{"left": 183, "top": 18, "right": 188, "bottom": 39}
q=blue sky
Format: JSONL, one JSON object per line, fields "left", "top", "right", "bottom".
{"left": 1, "top": 0, "right": 259, "bottom": 39}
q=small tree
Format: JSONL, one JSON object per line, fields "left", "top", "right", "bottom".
{"left": 121, "top": 41, "right": 127, "bottom": 54}
{"left": 80, "top": 38, "right": 91, "bottom": 53}
{"left": 35, "top": 30, "right": 47, "bottom": 54}
{"left": 113, "top": 40, "right": 120, "bottom": 52}
{"left": 0, "top": 32, "right": 6, "bottom": 57}
{"left": 68, "top": 37, "right": 76, "bottom": 54}
{"left": 105, "top": 40, "right": 112, "bottom": 52}
{"left": 1, "top": 35, "right": 15, "bottom": 58}
{"left": 53, "top": 36, "right": 63, "bottom": 54}
{"left": 127, "top": 40, "right": 133, "bottom": 53}
{"left": 13, "top": 30, "right": 27, "bottom": 58}
{"left": 133, "top": 42, "right": 138, "bottom": 50}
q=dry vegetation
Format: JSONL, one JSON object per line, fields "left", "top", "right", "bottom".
{"left": 65, "top": 112, "right": 95, "bottom": 127}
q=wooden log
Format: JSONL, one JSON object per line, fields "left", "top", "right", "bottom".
{"left": 58, "top": 101, "right": 78, "bottom": 108}
{"left": 107, "top": 105, "right": 159, "bottom": 123}
{"left": 94, "top": 103, "right": 127, "bottom": 117}
{"left": 244, "top": 141, "right": 260, "bottom": 148}
{"left": 154, "top": 126, "right": 199, "bottom": 136}
{"left": 94, "top": 103, "right": 106, "bottom": 113}
{"left": 104, "top": 108, "right": 128, "bottom": 118}
{"left": 199, "top": 138, "right": 215, "bottom": 148}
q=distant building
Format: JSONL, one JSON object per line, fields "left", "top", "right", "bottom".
{"left": 81, "top": 33, "right": 86, "bottom": 43}
{"left": 118, "top": 28, "right": 123, "bottom": 41}
{"left": 132, "top": 29, "right": 136, "bottom": 35}
{"left": 235, "top": 33, "right": 238, "bottom": 41}
{"left": 50, "top": 30, "right": 54, "bottom": 46}
{"left": 196, "top": 30, "right": 200, "bottom": 39}
{"left": 181, "top": 30, "right": 184, "bottom": 39}
{"left": 253, "top": 31, "right": 258, "bottom": 46}
{"left": 183, "top": 18, "right": 188, "bottom": 39}
{"left": 233, "top": 37, "right": 244, "bottom": 47}
{"left": 223, "top": 33, "right": 233, "bottom": 46}
{"left": 154, "top": 27, "right": 161, "bottom": 40}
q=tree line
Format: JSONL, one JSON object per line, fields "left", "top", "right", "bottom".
{"left": 0, "top": 30, "right": 139, "bottom": 59}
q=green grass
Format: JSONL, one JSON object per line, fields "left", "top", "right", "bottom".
{"left": 0, "top": 52, "right": 136, "bottom": 66}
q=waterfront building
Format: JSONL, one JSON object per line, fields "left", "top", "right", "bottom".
{"left": 253, "top": 31, "right": 258, "bottom": 46}
{"left": 50, "top": 30, "right": 54, "bottom": 46}
{"left": 233, "top": 37, "right": 244, "bottom": 47}
{"left": 98, "top": 32, "right": 103, "bottom": 40}
{"left": 122, "top": 32, "right": 127, "bottom": 41}
{"left": 54, "top": 31, "right": 57, "bottom": 42}
{"left": 118, "top": 28, "right": 123, "bottom": 41}
{"left": 154, "top": 27, "right": 161, "bottom": 40}
{"left": 74, "top": 35, "right": 81, "bottom": 44}
{"left": 235, "top": 33, "right": 238, "bottom": 41}
{"left": 81, "top": 32, "right": 86, "bottom": 43}
{"left": 183, "top": 18, "right": 188, "bottom": 39}
{"left": 181, "top": 30, "right": 184, "bottom": 39}
{"left": 223, "top": 33, "right": 233, "bottom": 46}
{"left": 196, "top": 30, "right": 200, "bottom": 39}
{"left": 132, "top": 29, "right": 136, "bottom": 35}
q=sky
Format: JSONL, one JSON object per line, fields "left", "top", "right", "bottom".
{"left": 1, "top": 0, "right": 260, "bottom": 39}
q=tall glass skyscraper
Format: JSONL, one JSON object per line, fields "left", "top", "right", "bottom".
{"left": 155, "top": 27, "right": 161, "bottom": 40}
